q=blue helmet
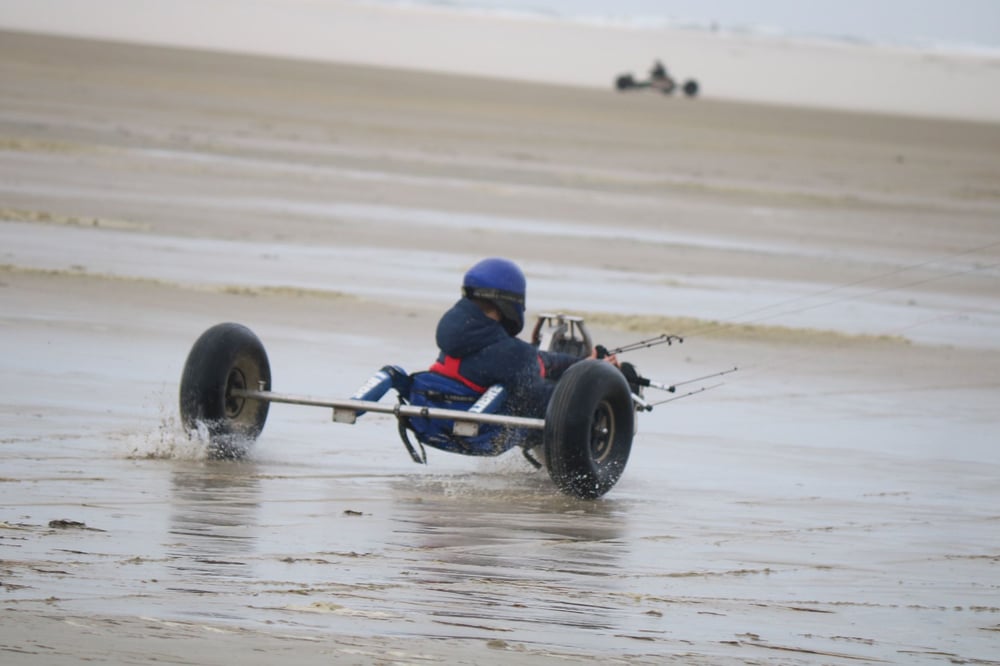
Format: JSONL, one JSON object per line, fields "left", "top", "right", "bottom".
{"left": 462, "top": 257, "right": 526, "bottom": 335}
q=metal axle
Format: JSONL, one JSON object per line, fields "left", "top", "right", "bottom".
{"left": 230, "top": 388, "right": 548, "bottom": 430}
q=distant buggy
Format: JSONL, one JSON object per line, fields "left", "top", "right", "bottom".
{"left": 615, "top": 61, "right": 699, "bottom": 97}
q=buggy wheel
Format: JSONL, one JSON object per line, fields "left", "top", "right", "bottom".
{"left": 179, "top": 323, "right": 270, "bottom": 459}
{"left": 683, "top": 79, "right": 699, "bottom": 97}
{"left": 543, "top": 360, "right": 634, "bottom": 499}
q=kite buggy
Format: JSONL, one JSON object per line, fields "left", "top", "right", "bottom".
{"left": 179, "top": 314, "right": 731, "bottom": 499}
{"left": 615, "top": 59, "right": 699, "bottom": 97}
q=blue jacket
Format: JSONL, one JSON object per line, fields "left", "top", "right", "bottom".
{"left": 433, "top": 298, "right": 580, "bottom": 418}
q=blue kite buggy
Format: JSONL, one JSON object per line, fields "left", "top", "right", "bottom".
{"left": 179, "top": 314, "right": 683, "bottom": 499}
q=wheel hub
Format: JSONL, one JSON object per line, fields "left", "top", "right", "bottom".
{"left": 590, "top": 401, "right": 615, "bottom": 463}
{"left": 224, "top": 367, "right": 247, "bottom": 418}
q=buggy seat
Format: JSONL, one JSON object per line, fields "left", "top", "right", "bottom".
{"left": 402, "top": 371, "right": 524, "bottom": 457}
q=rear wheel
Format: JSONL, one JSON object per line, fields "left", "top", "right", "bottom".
{"left": 683, "top": 79, "right": 699, "bottom": 97}
{"left": 543, "top": 360, "right": 634, "bottom": 499}
{"left": 615, "top": 73, "right": 636, "bottom": 90}
{"left": 179, "top": 323, "right": 270, "bottom": 458}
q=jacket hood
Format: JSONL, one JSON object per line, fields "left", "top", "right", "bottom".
{"left": 436, "top": 298, "right": 511, "bottom": 357}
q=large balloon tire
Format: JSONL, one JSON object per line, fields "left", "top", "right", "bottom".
{"left": 683, "top": 79, "right": 699, "bottom": 97}
{"left": 543, "top": 360, "right": 635, "bottom": 499}
{"left": 179, "top": 323, "right": 270, "bottom": 459}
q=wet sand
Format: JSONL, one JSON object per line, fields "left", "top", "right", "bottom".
{"left": 2, "top": 32, "right": 999, "bottom": 664}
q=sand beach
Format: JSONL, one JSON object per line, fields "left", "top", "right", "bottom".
{"left": 1, "top": 12, "right": 999, "bottom": 665}
{"left": 2, "top": 0, "right": 1000, "bottom": 121}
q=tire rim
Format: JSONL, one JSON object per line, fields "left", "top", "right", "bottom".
{"left": 224, "top": 367, "right": 247, "bottom": 418}
{"left": 590, "top": 400, "right": 615, "bottom": 463}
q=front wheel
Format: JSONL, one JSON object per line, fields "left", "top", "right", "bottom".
{"left": 543, "top": 360, "right": 635, "bottom": 499}
{"left": 179, "top": 323, "right": 270, "bottom": 458}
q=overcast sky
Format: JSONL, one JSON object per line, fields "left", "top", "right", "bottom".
{"left": 409, "top": 0, "right": 1000, "bottom": 48}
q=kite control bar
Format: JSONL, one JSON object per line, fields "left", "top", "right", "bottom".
{"left": 595, "top": 333, "right": 683, "bottom": 359}
{"left": 638, "top": 367, "right": 739, "bottom": 393}
{"left": 589, "top": 331, "right": 737, "bottom": 410}
{"left": 632, "top": 367, "right": 740, "bottom": 410}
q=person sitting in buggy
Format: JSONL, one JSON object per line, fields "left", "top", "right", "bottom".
{"left": 399, "top": 257, "right": 619, "bottom": 460}
{"left": 650, "top": 59, "right": 668, "bottom": 80}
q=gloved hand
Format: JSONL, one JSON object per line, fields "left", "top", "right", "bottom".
{"left": 591, "top": 345, "right": 620, "bottom": 367}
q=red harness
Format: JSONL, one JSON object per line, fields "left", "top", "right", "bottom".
{"left": 429, "top": 356, "right": 487, "bottom": 394}
{"left": 429, "top": 354, "right": 547, "bottom": 394}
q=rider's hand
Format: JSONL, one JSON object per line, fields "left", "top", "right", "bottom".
{"left": 588, "top": 347, "right": 620, "bottom": 367}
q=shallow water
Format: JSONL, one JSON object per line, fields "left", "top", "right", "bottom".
{"left": 7, "top": 219, "right": 999, "bottom": 351}
{"left": 2, "top": 329, "right": 997, "bottom": 664}
{"left": 3, "top": 212, "right": 999, "bottom": 664}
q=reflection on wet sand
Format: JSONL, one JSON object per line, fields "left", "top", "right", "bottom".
{"left": 384, "top": 474, "right": 632, "bottom": 640}
{"left": 167, "top": 461, "right": 261, "bottom": 585}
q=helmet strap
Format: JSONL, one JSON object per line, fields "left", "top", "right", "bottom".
{"left": 462, "top": 286, "right": 524, "bottom": 307}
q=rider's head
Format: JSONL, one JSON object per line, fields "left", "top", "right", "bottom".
{"left": 462, "top": 257, "right": 526, "bottom": 336}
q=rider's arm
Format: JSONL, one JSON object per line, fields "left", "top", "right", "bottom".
{"left": 538, "top": 350, "right": 582, "bottom": 381}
